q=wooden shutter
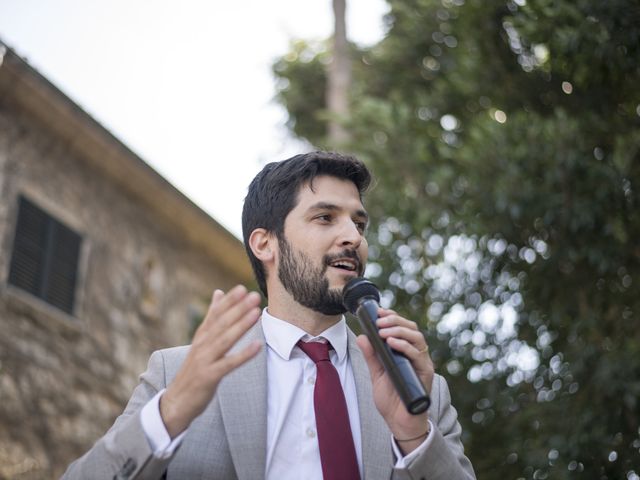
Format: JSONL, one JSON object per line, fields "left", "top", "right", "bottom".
{"left": 8, "top": 197, "right": 81, "bottom": 314}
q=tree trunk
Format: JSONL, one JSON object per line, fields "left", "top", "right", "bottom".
{"left": 327, "top": 0, "right": 351, "bottom": 146}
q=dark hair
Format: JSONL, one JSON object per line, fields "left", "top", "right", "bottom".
{"left": 242, "top": 151, "right": 372, "bottom": 296}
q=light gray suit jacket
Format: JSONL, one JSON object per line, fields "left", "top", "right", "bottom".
{"left": 64, "top": 323, "right": 475, "bottom": 479}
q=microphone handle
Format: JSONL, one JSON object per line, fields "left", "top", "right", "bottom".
{"left": 356, "top": 299, "right": 431, "bottom": 415}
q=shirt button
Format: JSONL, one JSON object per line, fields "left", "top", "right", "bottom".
{"left": 307, "top": 377, "right": 315, "bottom": 384}
{"left": 306, "top": 428, "right": 316, "bottom": 438}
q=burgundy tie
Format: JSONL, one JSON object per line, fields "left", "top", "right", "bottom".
{"left": 297, "top": 340, "right": 360, "bottom": 480}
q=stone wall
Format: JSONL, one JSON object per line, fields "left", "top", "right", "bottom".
{"left": 0, "top": 103, "right": 248, "bottom": 478}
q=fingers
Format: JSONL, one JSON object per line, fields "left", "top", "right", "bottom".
{"left": 198, "top": 286, "right": 261, "bottom": 333}
{"left": 377, "top": 312, "right": 422, "bottom": 340}
{"left": 377, "top": 308, "right": 419, "bottom": 330}
{"left": 374, "top": 312, "right": 435, "bottom": 396}
{"left": 375, "top": 312, "right": 432, "bottom": 368}
{"left": 192, "top": 286, "right": 262, "bottom": 365}
{"left": 198, "top": 306, "right": 261, "bottom": 359}
{"left": 205, "top": 285, "right": 261, "bottom": 326}
{"left": 385, "top": 336, "right": 426, "bottom": 361}
{"left": 211, "top": 288, "right": 224, "bottom": 304}
{"left": 161, "top": 286, "right": 263, "bottom": 437}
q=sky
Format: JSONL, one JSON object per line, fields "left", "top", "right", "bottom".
{"left": 0, "top": 0, "right": 388, "bottom": 237}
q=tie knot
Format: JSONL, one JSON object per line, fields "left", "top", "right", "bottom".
{"left": 297, "top": 340, "right": 331, "bottom": 363}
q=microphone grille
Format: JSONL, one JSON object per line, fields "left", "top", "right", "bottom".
{"left": 342, "top": 277, "right": 380, "bottom": 314}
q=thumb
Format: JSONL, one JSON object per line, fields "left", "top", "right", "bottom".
{"left": 356, "top": 334, "right": 385, "bottom": 381}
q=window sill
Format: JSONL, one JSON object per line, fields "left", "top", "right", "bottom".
{"left": 1, "top": 284, "right": 85, "bottom": 336}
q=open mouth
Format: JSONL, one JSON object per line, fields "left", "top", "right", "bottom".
{"left": 328, "top": 258, "right": 359, "bottom": 273}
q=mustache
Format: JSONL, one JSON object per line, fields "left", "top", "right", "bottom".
{"left": 323, "top": 249, "right": 364, "bottom": 275}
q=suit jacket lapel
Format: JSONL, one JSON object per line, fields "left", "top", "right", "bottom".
{"left": 347, "top": 330, "right": 394, "bottom": 479}
{"left": 218, "top": 322, "right": 268, "bottom": 480}
{"left": 217, "top": 323, "right": 393, "bottom": 479}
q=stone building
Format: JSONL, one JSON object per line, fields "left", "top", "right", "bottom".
{"left": 0, "top": 42, "right": 254, "bottom": 478}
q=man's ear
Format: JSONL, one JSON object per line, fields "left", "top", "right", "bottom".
{"left": 248, "top": 228, "right": 276, "bottom": 263}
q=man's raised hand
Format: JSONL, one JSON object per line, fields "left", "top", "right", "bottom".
{"left": 160, "top": 286, "right": 262, "bottom": 438}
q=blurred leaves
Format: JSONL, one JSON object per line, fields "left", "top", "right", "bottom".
{"left": 274, "top": 0, "right": 640, "bottom": 478}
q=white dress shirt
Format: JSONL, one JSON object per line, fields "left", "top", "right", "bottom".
{"left": 140, "top": 309, "right": 433, "bottom": 476}
{"left": 261, "top": 310, "right": 362, "bottom": 479}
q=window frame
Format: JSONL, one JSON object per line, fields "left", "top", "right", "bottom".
{"left": 7, "top": 195, "right": 83, "bottom": 316}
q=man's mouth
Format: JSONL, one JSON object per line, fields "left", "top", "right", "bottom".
{"left": 328, "top": 258, "right": 359, "bottom": 272}
{"left": 325, "top": 250, "right": 363, "bottom": 276}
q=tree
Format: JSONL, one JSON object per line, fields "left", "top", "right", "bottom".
{"left": 327, "top": 0, "right": 352, "bottom": 145}
{"left": 274, "top": 0, "right": 640, "bottom": 478}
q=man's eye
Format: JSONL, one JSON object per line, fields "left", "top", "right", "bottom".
{"left": 316, "top": 214, "right": 332, "bottom": 222}
{"left": 356, "top": 222, "right": 367, "bottom": 232}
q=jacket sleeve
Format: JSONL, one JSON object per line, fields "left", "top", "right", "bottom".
{"left": 391, "top": 375, "right": 476, "bottom": 480}
{"left": 62, "top": 350, "right": 178, "bottom": 480}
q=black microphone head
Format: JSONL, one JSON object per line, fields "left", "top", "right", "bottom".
{"left": 342, "top": 278, "right": 380, "bottom": 314}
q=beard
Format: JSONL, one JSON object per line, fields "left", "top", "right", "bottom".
{"left": 277, "top": 236, "right": 361, "bottom": 315}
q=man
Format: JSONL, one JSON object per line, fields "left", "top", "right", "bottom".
{"left": 64, "top": 152, "right": 475, "bottom": 479}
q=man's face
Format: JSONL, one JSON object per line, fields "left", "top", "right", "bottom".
{"left": 277, "top": 175, "right": 369, "bottom": 315}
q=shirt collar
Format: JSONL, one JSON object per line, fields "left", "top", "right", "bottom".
{"left": 261, "top": 308, "right": 349, "bottom": 362}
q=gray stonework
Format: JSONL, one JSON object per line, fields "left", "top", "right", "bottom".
{"left": 0, "top": 82, "right": 251, "bottom": 477}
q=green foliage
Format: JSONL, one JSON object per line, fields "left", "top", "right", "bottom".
{"left": 273, "top": 40, "right": 329, "bottom": 144}
{"left": 274, "top": 0, "right": 640, "bottom": 478}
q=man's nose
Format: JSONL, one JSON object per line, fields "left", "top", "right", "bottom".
{"left": 338, "top": 219, "right": 363, "bottom": 248}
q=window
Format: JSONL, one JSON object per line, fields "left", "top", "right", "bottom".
{"left": 8, "top": 196, "right": 82, "bottom": 315}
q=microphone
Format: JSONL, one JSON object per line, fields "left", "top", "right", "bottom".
{"left": 343, "top": 278, "right": 430, "bottom": 415}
